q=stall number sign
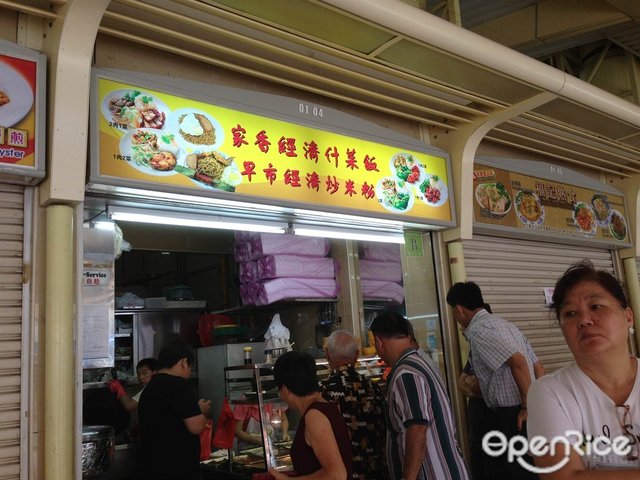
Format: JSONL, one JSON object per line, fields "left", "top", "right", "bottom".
{"left": 83, "top": 269, "right": 110, "bottom": 287}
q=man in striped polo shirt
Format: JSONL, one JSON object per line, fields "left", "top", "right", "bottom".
{"left": 370, "top": 311, "right": 470, "bottom": 480}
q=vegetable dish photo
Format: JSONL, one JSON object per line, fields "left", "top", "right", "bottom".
{"left": 375, "top": 177, "right": 414, "bottom": 213}
{"left": 609, "top": 210, "right": 627, "bottom": 241}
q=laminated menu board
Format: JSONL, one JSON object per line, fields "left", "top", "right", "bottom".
{"left": 473, "top": 157, "right": 631, "bottom": 247}
{"left": 90, "top": 69, "right": 455, "bottom": 228}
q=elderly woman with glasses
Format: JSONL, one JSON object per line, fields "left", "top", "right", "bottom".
{"left": 527, "top": 260, "right": 640, "bottom": 477}
{"left": 268, "top": 351, "right": 353, "bottom": 480}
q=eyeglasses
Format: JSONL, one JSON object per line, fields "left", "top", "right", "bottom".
{"left": 616, "top": 405, "right": 639, "bottom": 461}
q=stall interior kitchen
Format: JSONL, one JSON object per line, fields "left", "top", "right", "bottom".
{"left": 80, "top": 209, "right": 444, "bottom": 479}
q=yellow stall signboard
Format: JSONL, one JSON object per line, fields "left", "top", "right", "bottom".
{"left": 97, "top": 78, "right": 452, "bottom": 224}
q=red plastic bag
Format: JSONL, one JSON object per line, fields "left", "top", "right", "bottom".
{"left": 212, "top": 397, "right": 236, "bottom": 449}
{"left": 200, "top": 419, "right": 213, "bottom": 461}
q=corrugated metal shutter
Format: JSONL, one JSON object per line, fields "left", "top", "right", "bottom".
{"left": 0, "top": 184, "right": 25, "bottom": 480}
{"left": 463, "top": 235, "right": 615, "bottom": 373}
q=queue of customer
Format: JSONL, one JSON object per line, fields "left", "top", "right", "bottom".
{"left": 125, "top": 258, "right": 640, "bottom": 480}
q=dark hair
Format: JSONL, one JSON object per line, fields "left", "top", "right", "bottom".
{"left": 446, "top": 282, "right": 485, "bottom": 310}
{"left": 157, "top": 342, "right": 195, "bottom": 369}
{"left": 483, "top": 303, "right": 493, "bottom": 314}
{"left": 136, "top": 357, "right": 159, "bottom": 371}
{"left": 369, "top": 311, "right": 410, "bottom": 338}
{"left": 551, "top": 260, "right": 628, "bottom": 318}
{"left": 272, "top": 351, "right": 320, "bottom": 396}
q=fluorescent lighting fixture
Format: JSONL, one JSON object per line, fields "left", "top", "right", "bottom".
{"left": 293, "top": 208, "right": 404, "bottom": 228}
{"left": 93, "top": 221, "right": 115, "bottom": 231}
{"left": 108, "top": 206, "right": 287, "bottom": 234}
{"left": 92, "top": 185, "right": 285, "bottom": 213}
{"left": 294, "top": 226, "right": 405, "bottom": 244}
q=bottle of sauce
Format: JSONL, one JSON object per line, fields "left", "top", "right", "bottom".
{"left": 243, "top": 346, "right": 253, "bottom": 365}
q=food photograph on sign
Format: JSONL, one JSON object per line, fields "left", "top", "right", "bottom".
{"left": 474, "top": 181, "right": 512, "bottom": 219}
{"left": 0, "top": 54, "right": 38, "bottom": 167}
{"left": 96, "top": 77, "right": 453, "bottom": 223}
{"left": 473, "top": 163, "right": 630, "bottom": 244}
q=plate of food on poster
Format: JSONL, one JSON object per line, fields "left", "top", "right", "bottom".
{"left": 418, "top": 174, "right": 448, "bottom": 207}
{"left": 174, "top": 150, "right": 240, "bottom": 192}
{"left": 590, "top": 194, "right": 611, "bottom": 227}
{"left": 375, "top": 176, "right": 414, "bottom": 213}
{"left": 390, "top": 152, "right": 423, "bottom": 185}
{"left": 514, "top": 190, "right": 545, "bottom": 226}
{"left": 167, "top": 108, "right": 223, "bottom": 151}
{"left": 474, "top": 182, "right": 512, "bottom": 219}
{"left": 608, "top": 210, "right": 627, "bottom": 241}
{"left": 573, "top": 201, "right": 597, "bottom": 236}
{"left": 103, "top": 89, "right": 170, "bottom": 130}
{"left": 0, "top": 62, "right": 34, "bottom": 128}
{"left": 119, "top": 128, "right": 181, "bottom": 176}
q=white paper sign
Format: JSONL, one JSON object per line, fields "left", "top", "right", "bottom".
{"left": 543, "top": 287, "right": 555, "bottom": 307}
{"left": 83, "top": 268, "right": 111, "bottom": 287}
{"left": 83, "top": 304, "right": 111, "bottom": 359}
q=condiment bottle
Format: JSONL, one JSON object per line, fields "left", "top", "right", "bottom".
{"left": 243, "top": 346, "right": 253, "bottom": 365}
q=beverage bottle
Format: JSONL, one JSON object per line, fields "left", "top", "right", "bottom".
{"left": 243, "top": 346, "right": 253, "bottom": 365}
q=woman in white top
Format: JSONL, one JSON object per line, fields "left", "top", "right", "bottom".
{"left": 527, "top": 260, "right": 640, "bottom": 478}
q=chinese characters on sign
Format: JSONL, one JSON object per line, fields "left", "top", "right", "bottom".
{"left": 473, "top": 164, "right": 629, "bottom": 244}
{"left": 96, "top": 77, "right": 453, "bottom": 224}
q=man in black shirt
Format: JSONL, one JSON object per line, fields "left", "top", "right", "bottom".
{"left": 138, "top": 342, "right": 211, "bottom": 480}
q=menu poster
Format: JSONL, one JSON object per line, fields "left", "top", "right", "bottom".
{"left": 473, "top": 164, "right": 630, "bottom": 245}
{"left": 95, "top": 77, "right": 453, "bottom": 223}
{"left": 0, "top": 53, "right": 37, "bottom": 168}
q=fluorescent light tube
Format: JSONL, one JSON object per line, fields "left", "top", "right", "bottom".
{"left": 108, "top": 206, "right": 287, "bottom": 234}
{"left": 294, "top": 226, "right": 405, "bottom": 244}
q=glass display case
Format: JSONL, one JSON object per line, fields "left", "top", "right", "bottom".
{"left": 219, "top": 355, "right": 386, "bottom": 477}
{"left": 223, "top": 364, "right": 293, "bottom": 476}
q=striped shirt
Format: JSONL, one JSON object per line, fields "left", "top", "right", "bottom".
{"left": 463, "top": 309, "right": 536, "bottom": 408}
{"left": 385, "top": 349, "right": 470, "bottom": 480}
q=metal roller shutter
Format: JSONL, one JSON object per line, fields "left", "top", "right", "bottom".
{"left": 0, "top": 183, "right": 25, "bottom": 480}
{"left": 463, "top": 235, "right": 615, "bottom": 373}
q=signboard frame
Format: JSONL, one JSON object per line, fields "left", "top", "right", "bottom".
{"left": 0, "top": 39, "right": 46, "bottom": 185}
{"left": 473, "top": 155, "right": 632, "bottom": 248}
{"left": 88, "top": 68, "right": 456, "bottom": 231}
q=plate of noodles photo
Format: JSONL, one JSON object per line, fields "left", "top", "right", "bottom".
{"left": 514, "top": 190, "right": 545, "bottom": 226}
{"left": 167, "top": 108, "right": 223, "bottom": 151}
{"left": 175, "top": 150, "right": 241, "bottom": 193}
{"left": 590, "top": 194, "right": 611, "bottom": 227}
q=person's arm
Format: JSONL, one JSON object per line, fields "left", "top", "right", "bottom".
{"left": 402, "top": 423, "right": 428, "bottom": 480}
{"left": 234, "top": 416, "right": 262, "bottom": 445}
{"left": 534, "top": 361, "right": 545, "bottom": 379}
{"left": 270, "top": 408, "right": 346, "bottom": 480}
{"left": 107, "top": 379, "right": 138, "bottom": 412}
{"left": 506, "top": 352, "right": 533, "bottom": 430}
{"left": 457, "top": 372, "right": 482, "bottom": 398}
{"left": 534, "top": 445, "right": 640, "bottom": 480}
{"left": 183, "top": 399, "right": 211, "bottom": 435}
{"left": 280, "top": 411, "right": 290, "bottom": 442}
